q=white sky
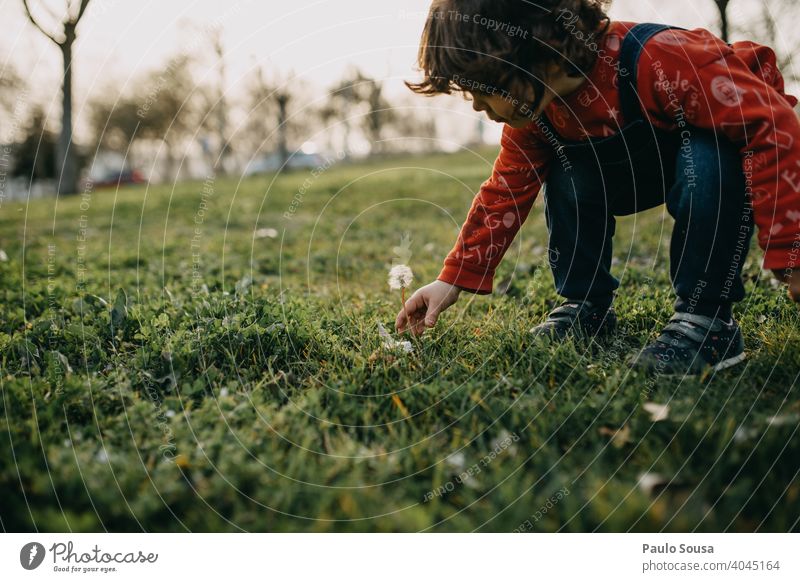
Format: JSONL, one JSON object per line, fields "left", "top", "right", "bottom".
{"left": 0, "top": 0, "right": 769, "bottom": 145}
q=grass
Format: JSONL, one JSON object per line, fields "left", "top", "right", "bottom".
{"left": 1, "top": 147, "right": 799, "bottom": 532}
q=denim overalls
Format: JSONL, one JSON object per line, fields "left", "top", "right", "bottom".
{"left": 539, "top": 23, "right": 753, "bottom": 320}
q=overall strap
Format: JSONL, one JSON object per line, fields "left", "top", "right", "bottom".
{"left": 618, "top": 23, "right": 686, "bottom": 125}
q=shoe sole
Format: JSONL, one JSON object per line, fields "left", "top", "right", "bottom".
{"left": 629, "top": 350, "right": 746, "bottom": 375}
{"left": 528, "top": 328, "right": 615, "bottom": 344}
{"left": 712, "top": 351, "right": 747, "bottom": 372}
{"left": 528, "top": 321, "right": 617, "bottom": 342}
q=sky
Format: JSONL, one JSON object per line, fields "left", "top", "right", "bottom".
{"left": 0, "top": 0, "right": 775, "bottom": 147}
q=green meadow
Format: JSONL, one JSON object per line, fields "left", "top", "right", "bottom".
{"left": 1, "top": 147, "right": 798, "bottom": 532}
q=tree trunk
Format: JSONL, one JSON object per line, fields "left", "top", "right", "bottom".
{"left": 716, "top": 0, "right": 731, "bottom": 42}
{"left": 368, "top": 84, "right": 382, "bottom": 154}
{"left": 58, "top": 27, "right": 78, "bottom": 195}
{"left": 276, "top": 94, "right": 289, "bottom": 168}
{"left": 161, "top": 138, "right": 178, "bottom": 183}
{"left": 341, "top": 119, "right": 351, "bottom": 155}
{"left": 212, "top": 34, "right": 229, "bottom": 176}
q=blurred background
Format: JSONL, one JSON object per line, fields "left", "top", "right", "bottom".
{"left": 0, "top": 0, "right": 797, "bottom": 199}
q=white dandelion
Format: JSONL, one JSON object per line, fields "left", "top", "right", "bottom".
{"left": 255, "top": 227, "right": 278, "bottom": 239}
{"left": 377, "top": 322, "right": 414, "bottom": 354}
{"left": 389, "top": 264, "right": 414, "bottom": 329}
{"left": 642, "top": 402, "right": 670, "bottom": 422}
{"left": 636, "top": 472, "right": 668, "bottom": 496}
{"left": 445, "top": 452, "right": 466, "bottom": 472}
{"left": 397, "top": 340, "right": 414, "bottom": 353}
{"left": 388, "top": 264, "right": 414, "bottom": 291}
{"left": 389, "top": 233, "right": 415, "bottom": 334}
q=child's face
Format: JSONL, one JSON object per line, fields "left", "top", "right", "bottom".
{"left": 469, "top": 92, "right": 528, "bottom": 128}
{"left": 468, "top": 86, "right": 558, "bottom": 129}
{"left": 467, "top": 66, "right": 580, "bottom": 129}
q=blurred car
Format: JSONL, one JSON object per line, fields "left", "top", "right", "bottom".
{"left": 243, "top": 152, "right": 328, "bottom": 176}
{"left": 83, "top": 169, "right": 147, "bottom": 190}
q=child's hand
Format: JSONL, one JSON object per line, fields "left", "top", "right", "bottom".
{"left": 395, "top": 280, "right": 462, "bottom": 336}
{"left": 772, "top": 269, "right": 800, "bottom": 302}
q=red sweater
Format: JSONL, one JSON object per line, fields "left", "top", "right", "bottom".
{"left": 439, "top": 21, "right": 800, "bottom": 294}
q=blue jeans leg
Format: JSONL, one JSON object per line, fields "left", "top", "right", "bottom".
{"left": 543, "top": 166, "right": 618, "bottom": 308}
{"left": 666, "top": 131, "right": 753, "bottom": 320}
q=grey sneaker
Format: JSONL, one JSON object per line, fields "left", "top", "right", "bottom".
{"left": 629, "top": 312, "right": 746, "bottom": 375}
{"left": 530, "top": 300, "right": 617, "bottom": 341}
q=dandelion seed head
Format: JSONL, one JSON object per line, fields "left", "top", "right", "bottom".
{"left": 255, "top": 227, "right": 278, "bottom": 239}
{"left": 636, "top": 472, "right": 667, "bottom": 495}
{"left": 388, "top": 264, "right": 414, "bottom": 290}
{"left": 642, "top": 402, "right": 670, "bottom": 422}
{"left": 395, "top": 340, "right": 414, "bottom": 353}
{"left": 376, "top": 322, "right": 414, "bottom": 354}
{"left": 446, "top": 452, "right": 466, "bottom": 472}
{"left": 381, "top": 339, "right": 414, "bottom": 353}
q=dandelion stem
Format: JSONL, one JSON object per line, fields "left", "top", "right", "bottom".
{"left": 401, "top": 287, "right": 407, "bottom": 330}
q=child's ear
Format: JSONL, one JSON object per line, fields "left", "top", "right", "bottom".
{"left": 507, "top": 78, "right": 537, "bottom": 104}
{"left": 544, "top": 62, "right": 562, "bottom": 76}
{"left": 545, "top": 60, "right": 574, "bottom": 81}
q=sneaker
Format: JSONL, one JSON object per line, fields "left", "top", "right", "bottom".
{"left": 530, "top": 299, "right": 617, "bottom": 341}
{"left": 628, "top": 312, "right": 746, "bottom": 375}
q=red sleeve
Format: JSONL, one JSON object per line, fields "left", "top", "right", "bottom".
{"left": 438, "top": 124, "right": 552, "bottom": 293}
{"left": 636, "top": 28, "right": 800, "bottom": 269}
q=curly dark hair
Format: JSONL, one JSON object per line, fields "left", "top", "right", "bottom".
{"left": 406, "top": 0, "right": 612, "bottom": 112}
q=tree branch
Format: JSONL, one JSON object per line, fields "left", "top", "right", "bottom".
{"left": 73, "top": 0, "right": 91, "bottom": 24}
{"left": 41, "top": 1, "right": 66, "bottom": 25}
{"left": 715, "top": 0, "right": 731, "bottom": 42}
{"left": 22, "top": 0, "right": 63, "bottom": 44}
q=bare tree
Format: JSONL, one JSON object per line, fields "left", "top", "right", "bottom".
{"left": 274, "top": 90, "right": 290, "bottom": 167}
{"left": 712, "top": 0, "right": 732, "bottom": 42}
{"left": 745, "top": 0, "right": 800, "bottom": 83}
{"left": 364, "top": 77, "right": 396, "bottom": 154}
{"left": 87, "top": 94, "right": 141, "bottom": 166}
{"left": 86, "top": 53, "right": 201, "bottom": 182}
{"left": 21, "top": 0, "right": 91, "bottom": 195}
{"left": 136, "top": 54, "right": 199, "bottom": 182}
{"left": 204, "top": 28, "right": 231, "bottom": 175}
{"left": 239, "top": 64, "right": 274, "bottom": 158}
{"left": 329, "top": 68, "right": 397, "bottom": 155}
{"left": 712, "top": 0, "right": 800, "bottom": 83}
{"left": 236, "top": 64, "right": 319, "bottom": 165}
{"left": 383, "top": 103, "right": 439, "bottom": 154}
{"left": 0, "top": 65, "right": 25, "bottom": 116}
{"left": 0, "top": 65, "right": 27, "bottom": 153}
{"left": 259, "top": 69, "right": 313, "bottom": 165}
{"left": 315, "top": 101, "right": 340, "bottom": 152}
{"left": 329, "top": 69, "right": 368, "bottom": 153}
{"left": 13, "top": 107, "right": 58, "bottom": 180}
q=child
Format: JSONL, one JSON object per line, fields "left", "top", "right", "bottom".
{"left": 395, "top": 0, "right": 800, "bottom": 374}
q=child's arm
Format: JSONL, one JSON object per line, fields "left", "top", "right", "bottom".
{"left": 396, "top": 125, "right": 552, "bottom": 334}
{"left": 436, "top": 125, "right": 552, "bottom": 294}
{"left": 636, "top": 29, "right": 800, "bottom": 285}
